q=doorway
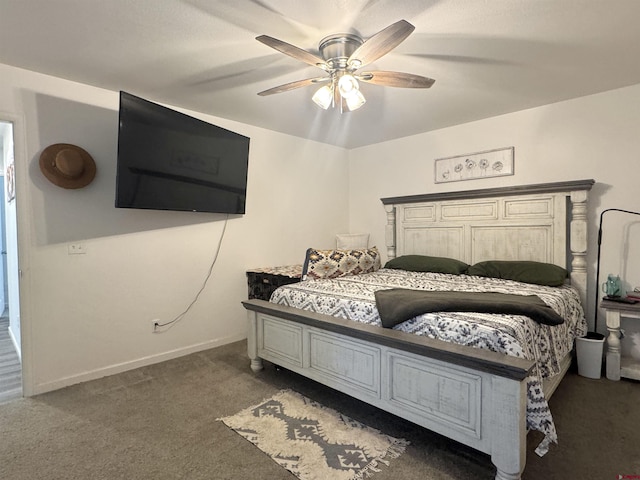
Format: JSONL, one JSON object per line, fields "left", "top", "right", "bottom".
{"left": 0, "top": 120, "right": 22, "bottom": 403}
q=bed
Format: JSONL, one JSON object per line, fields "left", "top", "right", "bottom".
{"left": 242, "top": 179, "right": 594, "bottom": 480}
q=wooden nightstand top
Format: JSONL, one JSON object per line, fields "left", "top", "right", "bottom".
{"left": 600, "top": 299, "right": 640, "bottom": 316}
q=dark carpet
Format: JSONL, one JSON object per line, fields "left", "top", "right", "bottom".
{"left": 0, "top": 340, "right": 637, "bottom": 479}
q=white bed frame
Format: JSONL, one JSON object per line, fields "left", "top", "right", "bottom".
{"left": 243, "top": 179, "right": 594, "bottom": 480}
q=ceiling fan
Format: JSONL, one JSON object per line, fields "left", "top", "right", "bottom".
{"left": 255, "top": 19, "right": 435, "bottom": 112}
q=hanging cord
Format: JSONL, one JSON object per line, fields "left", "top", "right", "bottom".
{"left": 154, "top": 214, "right": 229, "bottom": 332}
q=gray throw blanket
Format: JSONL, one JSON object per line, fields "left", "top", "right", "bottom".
{"left": 374, "top": 289, "right": 565, "bottom": 328}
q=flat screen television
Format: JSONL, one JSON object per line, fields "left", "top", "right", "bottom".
{"left": 115, "top": 91, "right": 250, "bottom": 214}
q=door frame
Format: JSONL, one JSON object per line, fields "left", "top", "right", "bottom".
{"left": 1, "top": 111, "right": 33, "bottom": 397}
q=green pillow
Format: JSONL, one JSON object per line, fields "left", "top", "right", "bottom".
{"left": 384, "top": 255, "right": 469, "bottom": 275}
{"left": 467, "top": 260, "right": 568, "bottom": 287}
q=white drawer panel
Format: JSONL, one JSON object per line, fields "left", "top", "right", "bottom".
{"left": 309, "top": 330, "right": 380, "bottom": 396}
{"left": 402, "top": 226, "right": 464, "bottom": 260}
{"left": 441, "top": 201, "right": 498, "bottom": 221}
{"left": 471, "top": 225, "right": 551, "bottom": 263}
{"left": 504, "top": 197, "right": 553, "bottom": 219}
{"left": 402, "top": 205, "right": 436, "bottom": 222}
{"left": 387, "top": 352, "right": 481, "bottom": 438}
{"left": 259, "top": 315, "right": 303, "bottom": 367}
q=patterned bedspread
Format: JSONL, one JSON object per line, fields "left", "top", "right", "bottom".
{"left": 270, "top": 268, "right": 587, "bottom": 452}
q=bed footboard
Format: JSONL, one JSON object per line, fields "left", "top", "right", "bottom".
{"left": 243, "top": 299, "right": 534, "bottom": 480}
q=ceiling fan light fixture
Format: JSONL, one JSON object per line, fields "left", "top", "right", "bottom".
{"left": 312, "top": 85, "right": 333, "bottom": 109}
{"left": 256, "top": 20, "right": 433, "bottom": 113}
{"left": 345, "top": 90, "right": 366, "bottom": 111}
{"left": 338, "top": 74, "right": 359, "bottom": 98}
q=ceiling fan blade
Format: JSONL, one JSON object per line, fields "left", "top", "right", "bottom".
{"left": 256, "top": 35, "right": 328, "bottom": 70}
{"left": 257, "top": 76, "right": 329, "bottom": 96}
{"left": 357, "top": 71, "right": 435, "bottom": 88}
{"left": 348, "top": 19, "right": 415, "bottom": 68}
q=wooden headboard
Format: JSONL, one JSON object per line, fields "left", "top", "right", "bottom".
{"left": 381, "top": 179, "right": 595, "bottom": 306}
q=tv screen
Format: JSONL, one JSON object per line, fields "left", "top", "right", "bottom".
{"left": 116, "top": 91, "right": 250, "bottom": 214}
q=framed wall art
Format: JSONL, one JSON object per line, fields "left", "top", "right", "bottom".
{"left": 5, "top": 153, "right": 15, "bottom": 202}
{"left": 434, "top": 146, "right": 514, "bottom": 184}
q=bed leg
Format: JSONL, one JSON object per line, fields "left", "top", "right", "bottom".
{"left": 490, "top": 376, "right": 526, "bottom": 480}
{"left": 250, "top": 358, "right": 264, "bottom": 373}
{"left": 495, "top": 470, "right": 521, "bottom": 480}
{"left": 247, "top": 310, "right": 263, "bottom": 373}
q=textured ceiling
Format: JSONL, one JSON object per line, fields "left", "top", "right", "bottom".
{"left": 2, "top": 0, "right": 640, "bottom": 149}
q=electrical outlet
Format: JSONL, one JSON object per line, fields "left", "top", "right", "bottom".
{"left": 68, "top": 243, "right": 87, "bottom": 255}
{"left": 151, "top": 319, "right": 160, "bottom": 333}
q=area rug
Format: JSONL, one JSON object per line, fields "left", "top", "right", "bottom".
{"left": 218, "top": 389, "right": 409, "bottom": 480}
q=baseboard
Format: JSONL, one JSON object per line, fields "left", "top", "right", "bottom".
{"left": 8, "top": 326, "right": 21, "bottom": 362}
{"left": 30, "top": 333, "right": 246, "bottom": 396}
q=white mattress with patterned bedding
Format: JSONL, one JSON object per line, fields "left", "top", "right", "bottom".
{"left": 270, "top": 268, "right": 587, "bottom": 451}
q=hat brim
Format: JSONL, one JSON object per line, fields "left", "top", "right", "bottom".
{"left": 39, "top": 143, "right": 97, "bottom": 189}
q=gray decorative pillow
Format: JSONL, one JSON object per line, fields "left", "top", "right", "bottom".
{"left": 467, "top": 260, "right": 568, "bottom": 286}
{"left": 303, "top": 247, "right": 381, "bottom": 280}
{"left": 384, "top": 255, "right": 469, "bottom": 275}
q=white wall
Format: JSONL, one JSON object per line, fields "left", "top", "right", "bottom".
{"left": 0, "top": 63, "right": 350, "bottom": 395}
{"left": 4, "top": 59, "right": 639, "bottom": 393}
{"left": 348, "top": 83, "right": 640, "bottom": 334}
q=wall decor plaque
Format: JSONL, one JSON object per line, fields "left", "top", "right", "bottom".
{"left": 434, "top": 146, "right": 514, "bottom": 184}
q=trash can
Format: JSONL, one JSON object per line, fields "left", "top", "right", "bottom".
{"left": 576, "top": 332, "right": 605, "bottom": 379}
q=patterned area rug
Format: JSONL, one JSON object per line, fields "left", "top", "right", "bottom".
{"left": 218, "top": 390, "right": 409, "bottom": 480}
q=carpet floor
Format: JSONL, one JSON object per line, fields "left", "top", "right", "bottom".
{"left": 0, "top": 340, "right": 638, "bottom": 480}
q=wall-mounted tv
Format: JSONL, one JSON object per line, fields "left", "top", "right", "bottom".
{"left": 115, "top": 91, "right": 250, "bottom": 214}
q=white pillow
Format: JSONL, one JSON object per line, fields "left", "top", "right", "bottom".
{"left": 336, "top": 233, "right": 369, "bottom": 250}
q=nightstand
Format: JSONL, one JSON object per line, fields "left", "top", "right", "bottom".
{"left": 601, "top": 299, "right": 640, "bottom": 381}
{"left": 246, "top": 265, "right": 303, "bottom": 301}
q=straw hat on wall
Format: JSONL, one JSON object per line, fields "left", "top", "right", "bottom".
{"left": 39, "top": 143, "right": 96, "bottom": 189}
